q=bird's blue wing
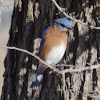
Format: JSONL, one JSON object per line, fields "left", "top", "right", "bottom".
{"left": 40, "top": 28, "right": 50, "bottom": 47}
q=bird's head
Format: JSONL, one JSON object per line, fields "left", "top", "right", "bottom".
{"left": 54, "top": 18, "right": 72, "bottom": 31}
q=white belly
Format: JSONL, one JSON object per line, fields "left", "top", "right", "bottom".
{"left": 45, "top": 41, "right": 66, "bottom": 66}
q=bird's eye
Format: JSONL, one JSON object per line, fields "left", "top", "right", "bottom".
{"left": 60, "top": 24, "right": 66, "bottom": 28}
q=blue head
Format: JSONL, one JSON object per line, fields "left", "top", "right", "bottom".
{"left": 54, "top": 18, "right": 72, "bottom": 31}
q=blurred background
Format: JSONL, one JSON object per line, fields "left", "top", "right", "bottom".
{"left": 0, "top": 0, "right": 14, "bottom": 96}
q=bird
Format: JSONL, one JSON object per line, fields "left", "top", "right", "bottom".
{"left": 30, "top": 18, "right": 72, "bottom": 90}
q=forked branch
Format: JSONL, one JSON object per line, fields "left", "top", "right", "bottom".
{"left": 0, "top": 46, "right": 100, "bottom": 75}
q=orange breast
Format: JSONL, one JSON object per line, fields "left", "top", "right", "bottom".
{"left": 39, "top": 26, "right": 68, "bottom": 61}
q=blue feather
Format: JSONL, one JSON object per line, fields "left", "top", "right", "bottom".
{"left": 40, "top": 28, "right": 50, "bottom": 47}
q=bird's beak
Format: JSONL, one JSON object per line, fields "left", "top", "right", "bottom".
{"left": 66, "top": 26, "right": 72, "bottom": 30}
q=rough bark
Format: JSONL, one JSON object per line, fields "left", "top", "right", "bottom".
{"left": 1, "top": 0, "right": 100, "bottom": 100}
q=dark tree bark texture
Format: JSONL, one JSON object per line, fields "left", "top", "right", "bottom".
{"left": 1, "top": 0, "right": 100, "bottom": 100}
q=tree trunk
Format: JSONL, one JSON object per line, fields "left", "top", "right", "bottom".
{"left": 1, "top": 0, "right": 100, "bottom": 100}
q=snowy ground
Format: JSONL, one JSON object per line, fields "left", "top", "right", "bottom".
{"left": 0, "top": 0, "right": 14, "bottom": 96}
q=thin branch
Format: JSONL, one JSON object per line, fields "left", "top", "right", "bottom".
{"left": 0, "top": 46, "right": 58, "bottom": 72}
{"left": 0, "top": 46, "right": 100, "bottom": 74}
{"left": 60, "top": 64, "right": 100, "bottom": 74}
{"left": 52, "top": 0, "right": 100, "bottom": 30}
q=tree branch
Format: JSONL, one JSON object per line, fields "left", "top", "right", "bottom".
{"left": 51, "top": 0, "right": 100, "bottom": 30}
{"left": 0, "top": 46, "right": 58, "bottom": 72}
{"left": 0, "top": 46, "right": 100, "bottom": 75}
{"left": 60, "top": 64, "right": 100, "bottom": 74}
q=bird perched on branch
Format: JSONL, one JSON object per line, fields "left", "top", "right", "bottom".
{"left": 30, "top": 18, "right": 72, "bottom": 89}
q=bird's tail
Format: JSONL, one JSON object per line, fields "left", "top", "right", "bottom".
{"left": 30, "top": 73, "right": 43, "bottom": 90}
{"left": 30, "top": 62, "right": 46, "bottom": 90}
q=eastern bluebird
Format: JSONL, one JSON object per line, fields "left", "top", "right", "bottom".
{"left": 30, "top": 18, "right": 72, "bottom": 89}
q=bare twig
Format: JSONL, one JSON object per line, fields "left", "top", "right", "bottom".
{"left": 0, "top": 46, "right": 58, "bottom": 72}
{"left": 60, "top": 64, "right": 100, "bottom": 74}
{"left": 52, "top": 0, "right": 100, "bottom": 30}
{"left": 0, "top": 46, "right": 100, "bottom": 74}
